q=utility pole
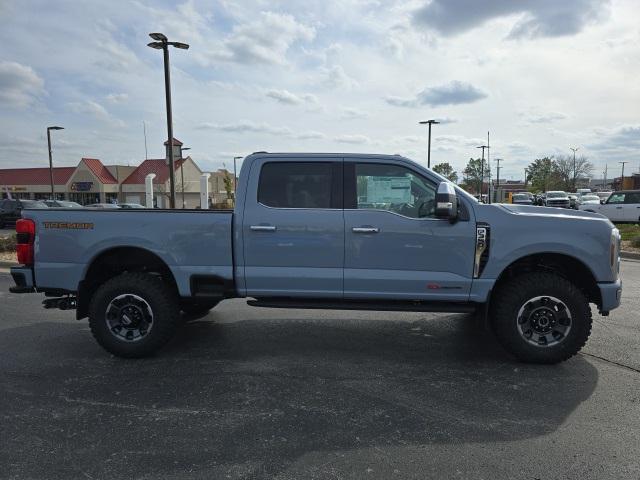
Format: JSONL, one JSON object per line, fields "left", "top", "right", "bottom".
{"left": 419, "top": 120, "right": 440, "bottom": 168}
{"left": 603, "top": 164, "right": 607, "bottom": 190}
{"left": 486, "top": 131, "right": 490, "bottom": 203}
{"left": 46, "top": 126, "right": 64, "bottom": 200}
{"left": 495, "top": 158, "right": 502, "bottom": 203}
{"left": 570, "top": 147, "right": 579, "bottom": 191}
{"left": 476, "top": 145, "right": 489, "bottom": 201}
{"left": 524, "top": 168, "right": 528, "bottom": 188}
{"left": 619, "top": 161, "right": 628, "bottom": 191}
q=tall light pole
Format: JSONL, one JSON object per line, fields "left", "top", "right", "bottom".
{"left": 570, "top": 147, "right": 579, "bottom": 190}
{"left": 180, "top": 147, "right": 191, "bottom": 208}
{"left": 148, "top": 33, "right": 189, "bottom": 209}
{"left": 47, "top": 126, "right": 64, "bottom": 200}
{"left": 419, "top": 120, "right": 440, "bottom": 168}
{"left": 619, "top": 161, "right": 628, "bottom": 191}
{"left": 233, "top": 156, "right": 242, "bottom": 201}
{"left": 495, "top": 158, "right": 502, "bottom": 203}
{"left": 477, "top": 145, "right": 489, "bottom": 201}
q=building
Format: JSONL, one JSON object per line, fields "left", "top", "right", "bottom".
{"left": 0, "top": 138, "right": 233, "bottom": 207}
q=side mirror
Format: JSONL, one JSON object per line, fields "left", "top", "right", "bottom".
{"left": 600, "top": 199, "right": 605, "bottom": 204}
{"left": 435, "top": 182, "right": 458, "bottom": 222}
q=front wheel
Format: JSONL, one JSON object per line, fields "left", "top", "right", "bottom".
{"left": 490, "top": 272, "right": 592, "bottom": 364}
{"left": 88, "top": 272, "right": 180, "bottom": 358}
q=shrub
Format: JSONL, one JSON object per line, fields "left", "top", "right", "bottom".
{"left": 0, "top": 234, "right": 16, "bottom": 253}
{"left": 631, "top": 236, "right": 640, "bottom": 249}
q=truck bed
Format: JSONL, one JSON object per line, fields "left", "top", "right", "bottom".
{"left": 23, "top": 208, "right": 234, "bottom": 297}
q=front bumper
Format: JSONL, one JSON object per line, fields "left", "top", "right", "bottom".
{"left": 9, "top": 266, "right": 35, "bottom": 293}
{"left": 598, "top": 278, "right": 622, "bottom": 313}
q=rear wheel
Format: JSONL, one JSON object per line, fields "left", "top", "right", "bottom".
{"left": 88, "top": 272, "right": 180, "bottom": 358}
{"left": 490, "top": 272, "right": 592, "bottom": 364}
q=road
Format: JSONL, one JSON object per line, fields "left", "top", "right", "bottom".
{"left": 1, "top": 262, "right": 639, "bottom": 479}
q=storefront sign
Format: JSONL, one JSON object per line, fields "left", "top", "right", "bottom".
{"left": 71, "top": 182, "right": 94, "bottom": 192}
{"left": 6, "top": 186, "right": 27, "bottom": 192}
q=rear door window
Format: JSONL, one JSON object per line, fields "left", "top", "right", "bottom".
{"left": 624, "top": 192, "right": 640, "bottom": 204}
{"left": 258, "top": 162, "right": 339, "bottom": 209}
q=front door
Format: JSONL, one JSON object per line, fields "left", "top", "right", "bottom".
{"left": 601, "top": 192, "right": 626, "bottom": 221}
{"left": 243, "top": 159, "right": 344, "bottom": 298}
{"left": 343, "top": 160, "right": 475, "bottom": 301}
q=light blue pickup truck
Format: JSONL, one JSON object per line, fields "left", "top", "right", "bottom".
{"left": 10, "top": 153, "right": 622, "bottom": 363}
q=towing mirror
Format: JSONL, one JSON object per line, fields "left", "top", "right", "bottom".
{"left": 435, "top": 182, "right": 458, "bottom": 222}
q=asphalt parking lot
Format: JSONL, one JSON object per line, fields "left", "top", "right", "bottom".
{"left": 1, "top": 263, "right": 639, "bottom": 480}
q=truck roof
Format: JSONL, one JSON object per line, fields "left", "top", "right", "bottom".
{"left": 248, "top": 152, "right": 405, "bottom": 160}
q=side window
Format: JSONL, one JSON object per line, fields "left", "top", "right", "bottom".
{"left": 607, "top": 193, "right": 625, "bottom": 204}
{"left": 354, "top": 163, "right": 437, "bottom": 218}
{"left": 624, "top": 192, "right": 640, "bottom": 204}
{"left": 258, "top": 162, "right": 335, "bottom": 209}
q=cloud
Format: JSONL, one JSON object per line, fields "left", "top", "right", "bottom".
{"left": 106, "top": 93, "right": 129, "bottom": 104}
{"left": 412, "top": 0, "right": 611, "bottom": 39}
{"left": 339, "top": 107, "right": 369, "bottom": 119}
{"left": 210, "top": 12, "right": 315, "bottom": 65}
{"left": 335, "top": 134, "right": 371, "bottom": 144}
{"left": 589, "top": 125, "right": 640, "bottom": 153}
{"left": 525, "top": 111, "right": 567, "bottom": 124}
{"left": 385, "top": 81, "right": 487, "bottom": 108}
{"left": 319, "top": 65, "right": 359, "bottom": 89}
{"left": 195, "top": 120, "right": 325, "bottom": 140}
{"left": 0, "top": 61, "right": 45, "bottom": 108}
{"left": 265, "top": 89, "right": 319, "bottom": 106}
{"left": 68, "top": 100, "right": 124, "bottom": 127}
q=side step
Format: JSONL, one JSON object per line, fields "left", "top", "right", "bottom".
{"left": 247, "top": 297, "right": 479, "bottom": 314}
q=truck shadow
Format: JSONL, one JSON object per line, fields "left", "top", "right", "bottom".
{"left": 0, "top": 313, "right": 598, "bottom": 479}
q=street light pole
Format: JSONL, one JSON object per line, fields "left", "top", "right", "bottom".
{"left": 419, "top": 120, "right": 440, "bottom": 169}
{"left": 495, "top": 158, "right": 502, "bottom": 203}
{"left": 180, "top": 147, "right": 191, "bottom": 208}
{"left": 148, "top": 33, "right": 189, "bottom": 209}
{"left": 46, "top": 126, "right": 64, "bottom": 200}
{"left": 476, "top": 145, "right": 488, "bottom": 201}
{"left": 570, "top": 147, "right": 579, "bottom": 190}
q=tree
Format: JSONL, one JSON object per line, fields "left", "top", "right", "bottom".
{"left": 432, "top": 162, "right": 459, "bottom": 183}
{"left": 554, "top": 154, "right": 594, "bottom": 191}
{"left": 462, "top": 157, "right": 490, "bottom": 194}
{"left": 221, "top": 165, "right": 234, "bottom": 202}
{"left": 526, "top": 157, "right": 562, "bottom": 192}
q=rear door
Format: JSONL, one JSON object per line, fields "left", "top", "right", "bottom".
{"left": 601, "top": 192, "right": 625, "bottom": 221}
{"left": 343, "top": 160, "right": 475, "bottom": 301}
{"left": 242, "top": 158, "right": 344, "bottom": 298}
{"left": 623, "top": 192, "right": 640, "bottom": 222}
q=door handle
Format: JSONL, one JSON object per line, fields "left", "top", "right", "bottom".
{"left": 352, "top": 227, "right": 379, "bottom": 233}
{"left": 250, "top": 225, "right": 276, "bottom": 232}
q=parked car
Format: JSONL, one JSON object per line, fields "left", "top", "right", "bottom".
{"left": 10, "top": 152, "right": 622, "bottom": 364}
{"left": 579, "top": 190, "right": 640, "bottom": 223}
{"left": 118, "top": 203, "right": 145, "bottom": 209}
{"left": 86, "top": 203, "right": 121, "bottom": 209}
{"left": 511, "top": 193, "right": 533, "bottom": 205}
{"left": 576, "top": 194, "right": 601, "bottom": 207}
{"left": 44, "top": 200, "right": 84, "bottom": 208}
{"left": 596, "top": 191, "right": 612, "bottom": 203}
{"left": 576, "top": 188, "right": 592, "bottom": 197}
{"left": 0, "top": 199, "right": 47, "bottom": 228}
{"left": 567, "top": 194, "right": 578, "bottom": 209}
{"left": 545, "top": 191, "right": 571, "bottom": 208}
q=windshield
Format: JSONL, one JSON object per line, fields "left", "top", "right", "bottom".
{"left": 21, "top": 200, "right": 48, "bottom": 209}
{"left": 547, "top": 192, "right": 567, "bottom": 198}
{"left": 513, "top": 194, "right": 529, "bottom": 200}
{"left": 581, "top": 195, "right": 599, "bottom": 201}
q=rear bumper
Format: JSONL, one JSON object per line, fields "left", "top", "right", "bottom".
{"left": 598, "top": 279, "right": 622, "bottom": 313}
{"left": 9, "top": 266, "right": 35, "bottom": 293}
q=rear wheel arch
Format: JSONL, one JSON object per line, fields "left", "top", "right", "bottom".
{"left": 77, "top": 246, "right": 178, "bottom": 319}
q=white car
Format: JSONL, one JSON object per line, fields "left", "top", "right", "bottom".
{"left": 577, "top": 194, "right": 601, "bottom": 207}
{"left": 579, "top": 190, "right": 640, "bottom": 223}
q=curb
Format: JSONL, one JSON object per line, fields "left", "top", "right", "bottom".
{"left": 621, "top": 251, "right": 640, "bottom": 261}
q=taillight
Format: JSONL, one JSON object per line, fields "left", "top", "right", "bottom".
{"left": 16, "top": 218, "right": 35, "bottom": 266}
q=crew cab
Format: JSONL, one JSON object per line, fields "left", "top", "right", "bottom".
{"left": 579, "top": 190, "right": 640, "bottom": 223}
{"left": 9, "top": 153, "right": 622, "bottom": 363}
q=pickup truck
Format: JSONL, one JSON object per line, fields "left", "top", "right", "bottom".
{"left": 9, "top": 153, "right": 622, "bottom": 364}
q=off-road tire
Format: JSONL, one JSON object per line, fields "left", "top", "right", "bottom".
{"left": 490, "top": 272, "right": 592, "bottom": 364}
{"left": 88, "top": 272, "right": 180, "bottom": 358}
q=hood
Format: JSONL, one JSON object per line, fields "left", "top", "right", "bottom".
{"left": 493, "top": 203, "right": 610, "bottom": 221}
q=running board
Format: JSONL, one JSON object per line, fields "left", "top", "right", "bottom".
{"left": 247, "top": 298, "right": 479, "bottom": 313}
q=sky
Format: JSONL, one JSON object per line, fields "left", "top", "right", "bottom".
{"left": 0, "top": 0, "right": 639, "bottom": 181}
